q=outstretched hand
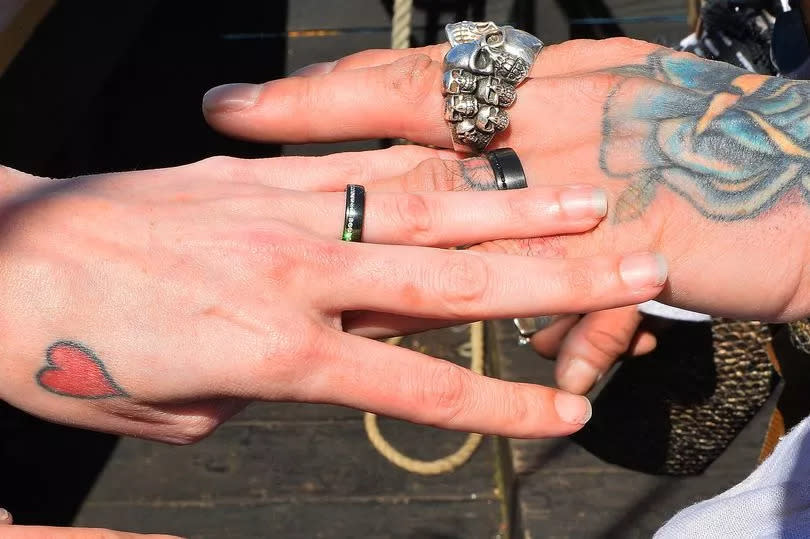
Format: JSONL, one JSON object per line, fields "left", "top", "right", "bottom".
{"left": 0, "top": 155, "right": 666, "bottom": 443}
{"left": 203, "top": 38, "right": 810, "bottom": 322}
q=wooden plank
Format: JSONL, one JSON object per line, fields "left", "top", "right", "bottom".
{"left": 75, "top": 500, "right": 501, "bottom": 539}
{"left": 79, "top": 421, "right": 498, "bottom": 503}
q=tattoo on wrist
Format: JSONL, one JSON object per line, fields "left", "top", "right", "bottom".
{"left": 36, "top": 341, "right": 128, "bottom": 399}
{"left": 601, "top": 49, "right": 810, "bottom": 222}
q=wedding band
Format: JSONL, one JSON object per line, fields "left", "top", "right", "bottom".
{"left": 342, "top": 184, "right": 365, "bottom": 242}
{"left": 486, "top": 148, "right": 527, "bottom": 190}
{"left": 442, "top": 21, "right": 543, "bottom": 153}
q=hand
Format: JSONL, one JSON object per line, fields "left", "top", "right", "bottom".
{"left": 202, "top": 38, "right": 810, "bottom": 321}
{"left": 0, "top": 160, "right": 666, "bottom": 442}
{"left": 529, "top": 306, "right": 657, "bottom": 394}
{"left": 0, "top": 510, "right": 178, "bottom": 539}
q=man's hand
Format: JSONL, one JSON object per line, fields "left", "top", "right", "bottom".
{"left": 0, "top": 157, "right": 667, "bottom": 442}
{"left": 202, "top": 38, "right": 810, "bottom": 322}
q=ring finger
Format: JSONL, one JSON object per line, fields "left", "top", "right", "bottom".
{"left": 278, "top": 181, "right": 607, "bottom": 246}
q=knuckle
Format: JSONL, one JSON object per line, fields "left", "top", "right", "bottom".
{"left": 576, "top": 73, "right": 623, "bottom": 105}
{"left": 323, "top": 153, "right": 366, "bottom": 184}
{"left": 497, "top": 385, "right": 531, "bottom": 431}
{"left": 582, "top": 326, "right": 631, "bottom": 358}
{"left": 602, "top": 37, "right": 661, "bottom": 58}
{"left": 394, "top": 192, "right": 437, "bottom": 244}
{"left": 436, "top": 253, "right": 490, "bottom": 314}
{"left": 420, "top": 363, "right": 471, "bottom": 425}
{"left": 387, "top": 54, "right": 437, "bottom": 104}
{"left": 197, "top": 155, "right": 242, "bottom": 179}
{"left": 400, "top": 158, "right": 456, "bottom": 192}
{"left": 169, "top": 416, "right": 219, "bottom": 445}
{"left": 254, "top": 318, "right": 326, "bottom": 397}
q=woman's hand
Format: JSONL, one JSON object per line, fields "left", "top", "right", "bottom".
{"left": 202, "top": 38, "right": 810, "bottom": 321}
{"left": 0, "top": 159, "right": 665, "bottom": 442}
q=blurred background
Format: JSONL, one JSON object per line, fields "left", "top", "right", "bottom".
{"left": 0, "top": 1, "right": 775, "bottom": 538}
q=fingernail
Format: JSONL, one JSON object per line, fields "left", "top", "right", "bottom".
{"left": 290, "top": 61, "right": 337, "bottom": 77}
{"left": 554, "top": 392, "right": 592, "bottom": 425}
{"left": 619, "top": 252, "right": 668, "bottom": 289}
{"left": 202, "top": 83, "right": 261, "bottom": 114}
{"left": 559, "top": 186, "right": 608, "bottom": 219}
{"left": 557, "top": 357, "right": 600, "bottom": 394}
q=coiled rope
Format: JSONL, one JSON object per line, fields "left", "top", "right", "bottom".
{"left": 364, "top": 322, "right": 486, "bottom": 475}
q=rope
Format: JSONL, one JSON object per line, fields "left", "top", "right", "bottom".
{"left": 364, "top": 322, "right": 486, "bottom": 475}
{"left": 391, "top": 0, "right": 414, "bottom": 49}
{"left": 364, "top": 0, "right": 483, "bottom": 476}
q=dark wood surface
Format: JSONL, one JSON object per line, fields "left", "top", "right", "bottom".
{"left": 492, "top": 320, "right": 777, "bottom": 538}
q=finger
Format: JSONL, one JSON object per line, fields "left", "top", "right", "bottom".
{"left": 0, "top": 527, "right": 179, "bottom": 538}
{"left": 204, "top": 54, "right": 449, "bottom": 145}
{"left": 295, "top": 44, "right": 448, "bottom": 74}
{"left": 309, "top": 331, "right": 593, "bottom": 438}
{"left": 286, "top": 183, "right": 607, "bottom": 246}
{"left": 209, "top": 145, "right": 454, "bottom": 191}
{"left": 629, "top": 330, "right": 657, "bottom": 356}
{"left": 529, "top": 315, "right": 580, "bottom": 359}
{"left": 203, "top": 56, "right": 613, "bottom": 149}
{"left": 330, "top": 246, "right": 668, "bottom": 319}
{"left": 295, "top": 38, "right": 660, "bottom": 78}
{"left": 0, "top": 508, "right": 11, "bottom": 525}
{"left": 555, "top": 306, "right": 644, "bottom": 394}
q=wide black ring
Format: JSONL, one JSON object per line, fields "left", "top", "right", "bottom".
{"left": 342, "top": 184, "right": 366, "bottom": 242}
{"left": 486, "top": 148, "right": 528, "bottom": 190}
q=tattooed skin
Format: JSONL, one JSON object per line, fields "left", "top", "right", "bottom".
{"left": 456, "top": 156, "right": 500, "bottom": 190}
{"left": 601, "top": 50, "right": 810, "bottom": 221}
{"left": 36, "top": 341, "right": 128, "bottom": 399}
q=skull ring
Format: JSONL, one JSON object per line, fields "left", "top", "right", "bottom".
{"left": 442, "top": 21, "right": 543, "bottom": 153}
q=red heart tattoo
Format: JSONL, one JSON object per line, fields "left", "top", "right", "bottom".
{"left": 37, "top": 341, "right": 128, "bottom": 399}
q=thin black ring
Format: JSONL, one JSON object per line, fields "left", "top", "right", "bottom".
{"left": 342, "top": 184, "right": 366, "bottom": 242}
{"left": 486, "top": 148, "right": 528, "bottom": 190}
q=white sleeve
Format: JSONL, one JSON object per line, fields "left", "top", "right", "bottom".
{"left": 655, "top": 415, "right": 810, "bottom": 538}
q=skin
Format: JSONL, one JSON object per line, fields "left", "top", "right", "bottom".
{"left": 203, "top": 38, "right": 810, "bottom": 395}
{"left": 0, "top": 158, "right": 668, "bottom": 535}
{"left": 0, "top": 155, "right": 671, "bottom": 443}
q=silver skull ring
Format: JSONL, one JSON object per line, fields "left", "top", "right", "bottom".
{"left": 442, "top": 21, "right": 543, "bottom": 153}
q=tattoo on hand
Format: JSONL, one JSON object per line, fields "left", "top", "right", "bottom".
{"left": 457, "top": 156, "right": 499, "bottom": 190}
{"left": 601, "top": 50, "right": 810, "bottom": 221}
{"left": 36, "top": 341, "right": 128, "bottom": 399}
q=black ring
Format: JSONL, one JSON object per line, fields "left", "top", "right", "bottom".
{"left": 342, "top": 184, "right": 366, "bottom": 242}
{"left": 486, "top": 148, "right": 528, "bottom": 190}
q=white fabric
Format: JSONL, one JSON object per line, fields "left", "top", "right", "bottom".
{"left": 638, "top": 300, "right": 712, "bottom": 322}
{"left": 655, "top": 416, "right": 810, "bottom": 538}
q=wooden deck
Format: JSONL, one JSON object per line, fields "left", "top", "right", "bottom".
{"left": 0, "top": 1, "right": 774, "bottom": 538}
